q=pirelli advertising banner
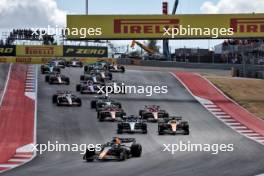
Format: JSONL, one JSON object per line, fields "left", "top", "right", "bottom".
{"left": 67, "top": 14, "right": 264, "bottom": 39}
{"left": 0, "top": 57, "right": 116, "bottom": 64}
{"left": 16, "top": 45, "right": 63, "bottom": 57}
{"left": 63, "top": 45, "right": 108, "bottom": 57}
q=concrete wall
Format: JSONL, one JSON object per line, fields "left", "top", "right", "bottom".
{"left": 0, "top": 63, "right": 10, "bottom": 94}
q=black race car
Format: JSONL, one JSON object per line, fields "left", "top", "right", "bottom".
{"left": 97, "top": 104, "right": 126, "bottom": 122}
{"left": 52, "top": 91, "right": 82, "bottom": 106}
{"left": 40, "top": 64, "right": 60, "bottom": 74}
{"left": 83, "top": 137, "right": 142, "bottom": 162}
{"left": 158, "top": 117, "right": 189, "bottom": 135}
{"left": 66, "top": 59, "right": 83, "bottom": 67}
{"left": 76, "top": 81, "right": 103, "bottom": 94}
{"left": 45, "top": 73, "right": 70, "bottom": 85}
{"left": 117, "top": 115, "right": 147, "bottom": 134}
{"left": 90, "top": 96, "right": 121, "bottom": 111}
{"left": 84, "top": 63, "right": 106, "bottom": 73}
{"left": 139, "top": 105, "right": 169, "bottom": 122}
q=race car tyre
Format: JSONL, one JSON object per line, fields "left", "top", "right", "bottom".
{"left": 83, "top": 149, "right": 95, "bottom": 162}
{"left": 76, "top": 84, "right": 81, "bottom": 92}
{"left": 65, "top": 78, "right": 70, "bottom": 85}
{"left": 158, "top": 127, "right": 164, "bottom": 135}
{"left": 116, "top": 103, "right": 122, "bottom": 109}
{"left": 80, "top": 75, "right": 85, "bottom": 81}
{"left": 131, "top": 144, "right": 142, "bottom": 157}
{"left": 77, "top": 99, "right": 82, "bottom": 107}
{"left": 118, "top": 151, "right": 127, "bottom": 161}
{"left": 84, "top": 66, "right": 88, "bottom": 72}
{"left": 45, "top": 75, "right": 50, "bottom": 82}
{"left": 139, "top": 110, "right": 144, "bottom": 116}
{"left": 91, "top": 100, "right": 96, "bottom": 109}
{"left": 52, "top": 95, "right": 58, "bottom": 103}
{"left": 121, "top": 67, "right": 125, "bottom": 73}
{"left": 184, "top": 129, "right": 190, "bottom": 135}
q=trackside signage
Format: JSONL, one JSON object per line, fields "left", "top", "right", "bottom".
{"left": 16, "top": 45, "right": 63, "bottom": 57}
{"left": 63, "top": 45, "right": 108, "bottom": 57}
{"left": 0, "top": 45, "right": 16, "bottom": 56}
{"left": 67, "top": 14, "right": 264, "bottom": 39}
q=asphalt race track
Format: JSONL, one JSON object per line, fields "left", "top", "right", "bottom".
{"left": 3, "top": 66, "right": 264, "bottom": 176}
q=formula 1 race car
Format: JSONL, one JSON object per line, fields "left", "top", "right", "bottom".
{"left": 117, "top": 115, "right": 147, "bottom": 134}
{"left": 83, "top": 137, "right": 142, "bottom": 162}
{"left": 90, "top": 96, "right": 122, "bottom": 111}
{"left": 52, "top": 91, "right": 82, "bottom": 106}
{"left": 158, "top": 117, "right": 189, "bottom": 135}
{"left": 66, "top": 59, "right": 83, "bottom": 67}
{"left": 49, "top": 59, "right": 67, "bottom": 68}
{"left": 139, "top": 105, "right": 169, "bottom": 122}
{"left": 76, "top": 81, "right": 103, "bottom": 94}
{"left": 40, "top": 64, "right": 60, "bottom": 74}
{"left": 107, "top": 64, "right": 125, "bottom": 73}
{"left": 84, "top": 62, "right": 106, "bottom": 73}
{"left": 97, "top": 104, "right": 126, "bottom": 122}
{"left": 45, "top": 73, "right": 70, "bottom": 85}
{"left": 80, "top": 70, "right": 112, "bottom": 82}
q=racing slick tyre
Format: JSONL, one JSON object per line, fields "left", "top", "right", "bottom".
{"left": 83, "top": 149, "right": 95, "bottom": 162}
{"left": 118, "top": 151, "right": 128, "bottom": 161}
{"left": 158, "top": 127, "right": 164, "bottom": 135}
{"left": 45, "top": 75, "right": 50, "bottom": 82}
{"left": 76, "top": 84, "right": 81, "bottom": 92}
{"left": 77, "top": 99, "right": 82, "bottom": 107}
{"left": 84, "top": 66, "right": 88, "bottom": 72}
{"left": 117, "top": 124, "right": 123, "bottom": 134}
{"left": 97, "top": 112, "right": 104, "bottom": 122}
{"left": 116, "top": 103, "right": 122, "bottom": 109}
{"left": 142, "top": 125, "right": 148, "bottom": 134}
{"left": 91, "top": 100, "right": 96, "bottom": 109}
{"left": 121, "top": 66, "right": 125, "bottom": 73}
{"left": 131, "top": 144, "right": 142, "bottom": 157}
{"left": 139, "top": 110, "right": 144, "bottom": 117}
{"left": 184, "top": 129, "right": 190, "bottom": 135}
{"left": 65, "top": 78, "right": 70, "bottom": 85}
{"left": 52, "top": 95, "right": 58, "bottom": 104}
{"left": 80, "top": 75, "right": 85, "bottom": 81}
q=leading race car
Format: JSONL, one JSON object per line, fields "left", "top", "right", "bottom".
{"left": 49, "top": 59, "right": 67, "bottom": 68}
{"left": 139, "top": 105, "right": 169, "bottom": 122}
{"left": 158, "top": 117, "right": 189, "bottom": 135}
{"left": 40, "top": 63, "right": 60, "bottom": 74}
{"left": 52, "top": 91, "right": 82, "bottom": 106}
{"left": 117, "top": 115, "right": 147, "bottom": 134}
{"left": 45, "top": 73, "right": 70, "bottom": 85}
{"left": 83, "top": 137, "right": 142, "bottom": 162}
{"left": 90, "top": 96, "right": 122, "bottom": 111}
{"left": 76, "top": 81, "right": 103, "bottom": 94}
{"left": 97, "top": 104, "right": 126, "bottom": 122}
{"left": 66, "top": 58, "right": 83, "bottom": 67}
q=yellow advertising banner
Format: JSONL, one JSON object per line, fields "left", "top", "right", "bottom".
{"left": 67, "top": 14, "right": 264, "bottom": 39}
{"left": 16, "top": 45, "right": 63, "bottom": 57}
{"left": 0, "top": 57, "right": 116, "bottom": 64}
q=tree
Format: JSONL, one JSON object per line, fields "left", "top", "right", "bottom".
{"left": 147, "top": 40, "right": 159, "bottom": 53}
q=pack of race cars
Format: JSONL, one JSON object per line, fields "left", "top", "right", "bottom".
{"left": 41, "top": 58, "right": 190, "bottom": 162}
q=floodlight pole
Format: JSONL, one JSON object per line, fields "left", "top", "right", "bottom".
{"left": 86, "top": 0, "right": 88, "bottom": 15}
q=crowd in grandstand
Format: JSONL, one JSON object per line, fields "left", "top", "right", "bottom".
{"left": 4, "top": 29, "right": 55, "bottom": 45}
{"left": 222, "top": 39, "right": 264, "bottom": 48}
